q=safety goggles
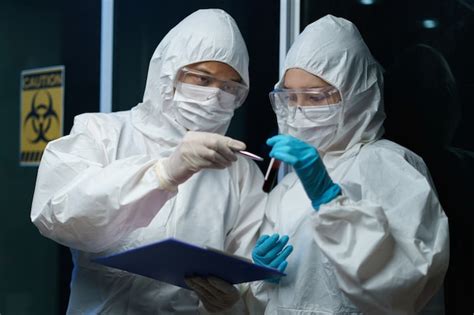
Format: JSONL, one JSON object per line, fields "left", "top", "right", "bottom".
{"left": 175, "top": 67, "right": 248, "bottom": 105}
{"left": 269, "top": 87, "right": 341, "bottom": 121}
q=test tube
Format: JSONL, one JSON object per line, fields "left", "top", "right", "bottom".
{"left": 262, "top": 158, "right": 281, "bottom": 192}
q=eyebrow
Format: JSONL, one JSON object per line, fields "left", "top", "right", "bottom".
{"left": 282, "top": 84, "right": 328, "bottom": 89}
{"left": 193, "top": 65, "right": 242, "bottom": 83}
{"left": 193, "top": 66, "right": 212, "bottom": 75}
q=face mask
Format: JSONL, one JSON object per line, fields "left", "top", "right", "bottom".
{"left": 279, "top": 103, "right": 342, "bottom": 152}
{"left": 173, "top": 83, "right": 236, "bottom": 133}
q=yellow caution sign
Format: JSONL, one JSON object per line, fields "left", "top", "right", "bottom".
{"left": 20, "top": 66, "right": 64, "bottom": 166}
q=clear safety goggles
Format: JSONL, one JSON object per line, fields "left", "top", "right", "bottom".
{"left": 269, "top": 87, "right": 341, "bottom": 121}
{"left": 175, "top": 67, "right": 248, "bottom": 105}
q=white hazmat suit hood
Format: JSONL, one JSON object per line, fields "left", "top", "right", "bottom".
{"left": 277, "top": 15, "right": 385, "bottom": 161}
{"left": 132, "top": 9, "right": 249, "bottom": 155}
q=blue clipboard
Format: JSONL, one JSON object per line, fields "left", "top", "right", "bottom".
{"left": 93, "top": 238, "right": 284, "bottom": 289}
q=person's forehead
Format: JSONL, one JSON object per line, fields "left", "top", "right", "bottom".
{"left": 187, "top": 61, "right": 241, "bottom": 82}
{"left": 283, "top": 68, "right": 331, "bottom": 89}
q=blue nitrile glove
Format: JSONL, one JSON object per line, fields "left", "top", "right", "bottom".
{"left": 267, "top": 135, "right": 341, "bottom": 210}
{"left": 252, "top": 234, "right": 293, "bottom": 284}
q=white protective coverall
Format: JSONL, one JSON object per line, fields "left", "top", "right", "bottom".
{"left": 31, "top": 9, "right": 265, "bottom": 314}
{"left": 247, "top": 15, "right": 449, "bottom": 315}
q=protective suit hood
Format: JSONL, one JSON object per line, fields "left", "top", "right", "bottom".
{"left": 131, "top": 9, "right": 249, "bottom": 155}
{"left": 277, "top": 15, "right": 385, "bottom": 157}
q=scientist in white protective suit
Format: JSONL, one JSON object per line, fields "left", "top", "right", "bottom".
{"left": 30, "top": 9, "right": 269, "bottom": 314}
{"left": 247, "top": 15, "right": 449, "bottom": 314}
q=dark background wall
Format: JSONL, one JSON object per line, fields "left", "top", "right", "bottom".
{"left": 0, "top": 1, "right": 62, "bottom": 313}
{"left": 301, "top": 0, "right": 473, "bottom": 151}
{"left": 0, "top": 0, "right": 471, "bottom": 314}
{"left": 0, "top": 0, "right": 100, "bottom": 314}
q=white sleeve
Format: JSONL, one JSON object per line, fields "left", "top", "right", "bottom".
{"left": 197, "top": 283, "right": 254, "bottom": 315}
{"left": 312, "top": 148, "right": 449, "bottom": 315}
{"left": 30, "top": 116, "right": 176, "bottom": 253}
{"left": 224, "top": 158, "right": 267, "bottom": 258}
{"left": 241, "top": 176, "right": 289, "bottom": 313}
{"left": 193, "top": 160, "right": 266, "bottom": 315}
{"left": 243, "top": 281, "right": 272, "bottom": 314}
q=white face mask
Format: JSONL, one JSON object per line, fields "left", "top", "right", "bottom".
{"left": 279, "top": 103, "right": 342, "bottom": 152}
{"left": 173, "top": 83, "right": 236, "bottom": 133}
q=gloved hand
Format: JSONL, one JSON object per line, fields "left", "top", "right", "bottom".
{"left": 185, "top": 276, "right": 240, "bottom": 313}
{"left": 157, "top": 131, "right": 246, "bottom": 189}
{"left": 267, "top": 135, "right": 341, "bottom": 210}
{"left": 252, "top": 234, "right": 293, "bottom": 284}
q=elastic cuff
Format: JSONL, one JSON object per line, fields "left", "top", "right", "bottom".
{"left": 154, "top": 159, "right": 178, "bottom": 192}
{"left": 312, "top": 183, "right": 341, "bottom": 211}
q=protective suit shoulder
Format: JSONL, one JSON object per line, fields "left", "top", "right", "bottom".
{"left": 71, "top": 111, "right": 130, "bottom": 139}
{"left": 359, "top": 139, "right": 430, "bottom": 178}
{"left": 224, "top": 155, "right": 266, "bottom": 258}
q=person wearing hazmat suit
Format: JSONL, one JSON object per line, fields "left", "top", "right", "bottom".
{"left": 248, "top": 15, "right": 449, "bottom": 314}
{"left": 30, "top": 9, "right": 269, "bottom": 314}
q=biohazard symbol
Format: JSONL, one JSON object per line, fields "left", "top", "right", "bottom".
{"left": 24, "top": 90, "right": 59, "bottom": 143}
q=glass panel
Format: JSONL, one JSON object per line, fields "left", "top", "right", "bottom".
{"left": 0, "top": 0, "right": 100, "bottom": 314}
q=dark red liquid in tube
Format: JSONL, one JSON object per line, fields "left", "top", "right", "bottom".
{"left": 262, "top": 158, "right": 281, "bottom": 192}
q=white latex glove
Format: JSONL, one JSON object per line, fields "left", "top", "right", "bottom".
{"left": 156, "top": 131, "right": 246, "bottom": 189}
{"left": 185, "top": 276, "right": 240, "bottom": 313}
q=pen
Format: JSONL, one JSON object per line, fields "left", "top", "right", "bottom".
{"left": 237, "top": 150, "right": 264, "bottom": 161}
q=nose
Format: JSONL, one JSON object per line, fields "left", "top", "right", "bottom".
{"left": 286, "top": 104, "right": 299, "bottom": 122}
{"left": 297, "top": 94, "right": 316, "bottom": 106}
{"left": 288, "top": 93, "right": 306, "bottom": 106}
{"left": 209, "top": 81, "right": 222, "bottom": 89}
